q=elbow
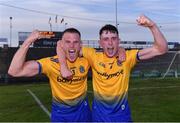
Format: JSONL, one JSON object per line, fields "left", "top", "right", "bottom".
{"left": 158, "top": 45, "right": 168, "bottom": 55}
{"left": 155, "top": 41, "right": 168, "bottom": 55}
{"left": 8, "top": 68, "right": 19, "bottom": 77}
{"left": 8, "top": 69, "right": 15, "bottom": 77}
{"left": 164, "top": 46, "right": 168, "bottom": 54}
{"left": 162, "top": 42, "right": 169, "bottom": 54}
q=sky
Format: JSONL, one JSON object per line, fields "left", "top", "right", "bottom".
{"left": 0, "top": 0, "right": 180, "bottom": 47}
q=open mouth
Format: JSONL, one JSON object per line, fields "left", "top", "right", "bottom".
{"left": 67, "top": 49, "right": 77, "bottom": 61}
{"left": 68, "top": 49, "right": 76, "bottom": 55}
{"left": 107, "top": 47, "right": 114, "bottom": 54}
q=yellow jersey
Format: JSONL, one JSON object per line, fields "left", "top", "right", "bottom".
{"left": 37, "top": 55, "right": 90, "bottom": 106}
{"left": 82, "top": 47, "right": 138, "bottom": 108}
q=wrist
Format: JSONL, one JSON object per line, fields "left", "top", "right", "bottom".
{"left": 22, "top": 40, "right": 32, "bottom": 48}
{"left": 149, "top": 22, "right": 157, "bottom": 29}
{"left": 60, "top": 63, "right": 68, "bottom": 69}
{"left": 25, "top": 38, "right": 36, "bottom": 45}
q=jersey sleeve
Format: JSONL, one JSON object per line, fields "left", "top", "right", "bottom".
{"left": 126, "top": 49, "right": 139, "bottom": 69}
{"left": 36, "top": 57, "right": 51, "bottom": 76}
{"left": 82, "top": 47, "right": 96, "bottom": 66}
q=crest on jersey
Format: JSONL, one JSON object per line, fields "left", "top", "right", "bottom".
{"left": 79, "top": 66, "right": 85, "bottom": 73}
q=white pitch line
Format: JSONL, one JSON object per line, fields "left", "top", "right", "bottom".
{"left": 87, "top": 85, "right": 180, "bottom": 93}
{"left": 27, "top": 89, "right": 51, "bottom": 118}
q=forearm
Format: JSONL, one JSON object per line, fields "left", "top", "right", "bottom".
{"left": 8, "top": 40, "right": 32, "bottom": 75}
{"left": 56, "top": 41, "right": 73, "bottom": 79}
{"left": 149, "top": 24, "right": 168, "bottom": 54}
{"left": 117, "top": 47, "right": 126, "bottom": 63}
{"left": 56, "top": 46, "right": 68, "bottom": 68}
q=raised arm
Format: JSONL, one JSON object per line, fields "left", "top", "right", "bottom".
{"left": 137, "top": 15, "right": 168, "bottom": 60}
{"left": 8, "top": 30, "right": 43, "bottom": 77}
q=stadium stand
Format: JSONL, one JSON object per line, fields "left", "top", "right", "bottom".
{"left": 0, "top": 41, "right": 179, "bottom": 84}
{"left": 132, "top": 51, "right": 180, "bottom": 78}
{"left": 0, "top": 47, "right": 56, "bottom": 84}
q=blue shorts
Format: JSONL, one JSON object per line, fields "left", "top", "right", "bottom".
{"left": 92, "top": 99, "right": 132, "bottom": 122}
{"left": 51, "top": 98, "right": 92, "bottom": 122}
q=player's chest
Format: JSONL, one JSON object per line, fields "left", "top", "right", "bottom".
{"left": 94, "top": 58, "right": 123, "bottom": 72}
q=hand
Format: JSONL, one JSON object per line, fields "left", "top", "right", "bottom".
{"left": 136, "top": 15, "right": 156, "bottom": 28}
{"left": 60, "top": 65, "right": 73, "bottom": 80}
{"left": 26, "top": 30, "right": 47, "bottom": 44}
{"left": 57, "top": 40, "right": 65, "bottom": 51}
{"left": 117, "top": 47, "right": 126, "bottom": 64}
{"left": 56, "top": 40, "right": 66, "bottom": 66}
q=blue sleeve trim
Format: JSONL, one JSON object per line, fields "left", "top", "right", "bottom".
{"left": 37, "top": 61, "right": 42, "bottom": 74}
{"left": 136, "top": 51, "right": 141, "bottom": 61}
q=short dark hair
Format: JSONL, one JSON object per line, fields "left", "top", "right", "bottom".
{"left": 62, "top": 28, "right": 81, "bottom": 38}
{"left": 99, "top": 24, "right": 118, "bottom": 36}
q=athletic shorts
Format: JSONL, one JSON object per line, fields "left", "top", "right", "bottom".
{"left": 51, "top": 97, "right": 92, "bottom": 122}
{"left": 92, "top": 99, "right": 132, "bottom": 122}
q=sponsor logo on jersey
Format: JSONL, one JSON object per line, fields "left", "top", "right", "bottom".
{"left": 57, "top": 75, "right": 87, "bottom": 84}
{"left": 95, "top": 69, "right": 124, "bottom": 79}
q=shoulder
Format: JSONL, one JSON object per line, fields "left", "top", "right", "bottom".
{"left": 37, "top": 55, "right": 58, "bottom": 64}
{"left": 125, "top": 49, "right": 139, "bottom": 61}
{"left": 77, "top": 56, "right": 89, "bottom": 64}
{"left": 126, "top": 49, "right": 139, "bottom": 55}
{"left": 49, "top": 55, "right": 59, "bottom": 63}
{"left": 94, "top": 48, "right": 103, "bottom": 53}
{"left": 82, "top": 47, "right": 104, "bottom": 53}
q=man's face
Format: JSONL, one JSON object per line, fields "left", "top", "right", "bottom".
{"left": 61, "top": 32, "right": 81, "bottom": 62}
{"left": 99, "top": 31, "right": 120, "bottom": 58}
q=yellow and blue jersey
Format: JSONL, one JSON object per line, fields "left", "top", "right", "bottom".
{"left": 82, "top": 47, "right": 138, "bottom": 121}
{"left": 37, "top": 55, "right": 90, "bottom": 106}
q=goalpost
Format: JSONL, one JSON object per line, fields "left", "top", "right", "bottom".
{"left": 162, "top": 50, "right": 180, "bottom": 79}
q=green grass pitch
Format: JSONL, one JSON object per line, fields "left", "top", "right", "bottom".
{"left": 0, "top": 78, "right": 180, "bottom": 122}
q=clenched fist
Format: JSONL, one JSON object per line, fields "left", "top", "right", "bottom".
{"left": 136, "top": 15, "right": 156, "bottom": 28}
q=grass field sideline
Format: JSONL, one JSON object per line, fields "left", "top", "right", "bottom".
{"left": 0, "top": 78, "right": 180, "bottom": 122}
